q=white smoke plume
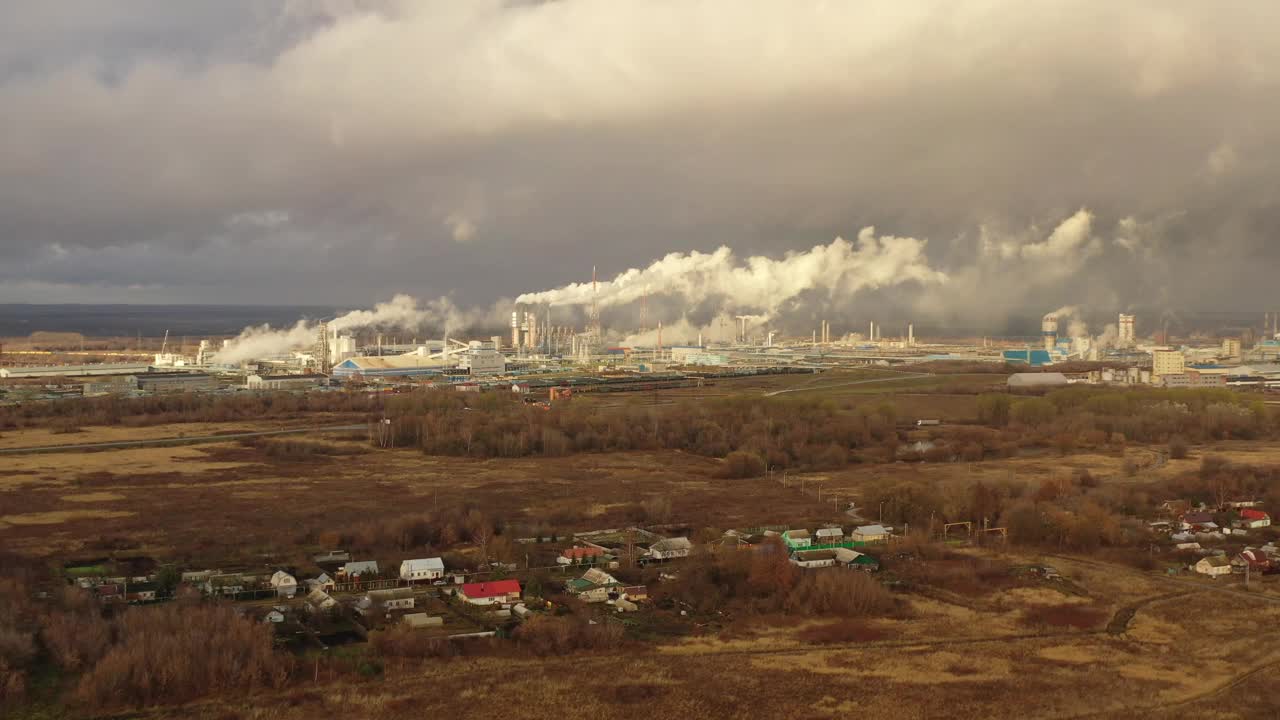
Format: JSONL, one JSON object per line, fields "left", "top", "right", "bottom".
{"left": 620, "top": 312, "right": 751, "bottom": 347}
{"left": 516, "top": 230, "right": 947, "bottom": 316}
{"left": 213, "top": 294, "right": 486, "bottom": 364}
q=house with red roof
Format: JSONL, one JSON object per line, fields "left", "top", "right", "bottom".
{"left": 1238, "top": 509, "right": 1271, "bottom": 529}
{"left": 458, "top": 579, "right": 522, "bottom": 606}
{"left": 558, "top": 546, "right": 605, "bottom": 565}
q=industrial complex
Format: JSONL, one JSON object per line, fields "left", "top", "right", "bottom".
{"left": 4, "top": 291, "right": 1280, "bottom": 404}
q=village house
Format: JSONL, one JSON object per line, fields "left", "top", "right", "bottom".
{"left": 566, "top": 568, "right": 622, "bottom": 603}
{"left": 1231, "top": 549, "right": 1271, "bottom": 572}
{"left": 815, "top": 527, "right": 844, "bottom": 544}
{"left": 1180, "top": 512, "right": 1216, "bottom": 532}
{"left": 1194, "top": 556, "right": 1232, "bottom": 578}
{"left": 270, "top": 570, "right": 298, "bottom": 598}
{"left": 358, "top": 588, "right": 416, "bottom": 615}
{"left": 834, "top": 548, "right": 880, "bottom": 571}
{"left": 306, "top": 588, "right": 337, "bottom": 612}
{"left": 790, "top": 550, "right": 838, "bottom": 569}
{"left": 399, "top": 557, "right": 445, "bottom": 582}
{"left": 458, "top": 579, "right": 522, "bottom": 606}
{"left": 622, "top": 586, "right": 648, "bottom": 602}
{"left": 647, "top": 537, "right": 693, "bottom": 561}
{"left": 852, "top": 525, "right": 890, "bottom": 543}
{"left": 125, "top": 583, "right": 158, "bottom": 603}
{"left": 305, "top": 573, "right": 335, "bottom": 594}
{"left": 313, "top": 550, "right": 351, "bottom": 565}
{"left": 782, "top": 529, "right": 812, "bottom": 549}
{"left": 558, "top": 546, "right": 606, "bottom": 565}
{"left": 1238, "top": 509, "right": 1272, "bottom": 529}
{"left": 338, "top": 560, "right": 379, "bottom": 581}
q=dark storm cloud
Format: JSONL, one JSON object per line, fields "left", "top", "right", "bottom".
{"left": 1, "top": 0, "right": 1279, "bottom": 331}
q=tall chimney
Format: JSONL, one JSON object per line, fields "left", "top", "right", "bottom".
{"left": 908, "top": 323, "right": 914, "bottom": 346}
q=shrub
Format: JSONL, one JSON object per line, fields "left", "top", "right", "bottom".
{"left": 719, "top": 450, "right": 765, "bottom": 479}
{"left": 1169, "top": 435, "right": 1189, "bottom": 460}
{"left": 74, "top": 605, "right": 291, "bottom": 708}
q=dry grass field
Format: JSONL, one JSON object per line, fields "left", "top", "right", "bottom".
{"left": 0, "top": 422, "right": 838, "bottom": 562}
{"left": 5, "top": 383, "right": 1279, "bottom": 719}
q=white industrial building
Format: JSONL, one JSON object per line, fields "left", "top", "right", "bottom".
{"left": 246, "top": 374, "right": 329, "bottom": 390}
{"left": 0, "top": 363, "right": 153, "bottom": 378}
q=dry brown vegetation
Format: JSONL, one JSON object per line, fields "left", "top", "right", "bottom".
{"left": 3, "top": 381, "right": 1280, "bottom": 718}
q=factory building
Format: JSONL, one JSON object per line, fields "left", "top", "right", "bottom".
{"left": 1118, "top": 314, "right": 1135, "bottom": 347}
{"left": 78, "top": 375, "right": 140, "bottom": 396}
{"left": 1151, "top": 349, "right": 1186, "bottom": 379}
{"left": 1003, "top": 349, "right": 1054, "bottom": 367}
{"left": 246, "top": 374, "right": 329, "bottom": 391}
{"left": 458, "top": 346, "right": 506, "bottom": 375}
{"left": 135, "top": 372, "right": 217, "bottom": 393}
{"left": 331, "top": 356, "right": 445, "bottom": 379}
{"left": 669, "top": 346, "right": 728, "bottom": 366}
{"left": 1160, "top": 370, "right": 1227, "bottom": 388}
{"left": 0, "top": 363, "right": 153, "bottom": 379}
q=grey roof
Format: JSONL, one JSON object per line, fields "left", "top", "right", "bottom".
{"left": 650, "top": 537, "right": 692, "bottom": 552}
{"left": 342, "top": 560, "right": 379, "bottom": 575}
{"left": 401, "top": 558, "right": 444, "bottom": 573}
{"left": 854, "top": 525, "right": 888, "bottom": 536}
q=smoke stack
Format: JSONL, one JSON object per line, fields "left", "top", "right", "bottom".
{"left": 908, "top": 323, "right": 914, "bottom": 346}
{"left": 1042, "top": 315, "right": 1059, "bottom": 352}
{"left": 697, "top": 331, "right": 703, "bottom": 348}
{"left": 657, "top": 321, "right": 663, "bottom": 358}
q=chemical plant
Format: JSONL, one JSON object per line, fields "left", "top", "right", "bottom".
{"left": 4, "top": 269, "right": 1280, "bottom": 403}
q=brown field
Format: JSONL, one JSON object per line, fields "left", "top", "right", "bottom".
{"left": 5, "top": 383, "right": 1280, "bottom": 719}
{"left": 0, "top": 422, "right": 839, "bottom": 562}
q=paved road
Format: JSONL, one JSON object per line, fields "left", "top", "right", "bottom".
{"left": 0, "top": 424, "right": 367, "bottom": 455}
{"left": 763, "top": 371, "right": 933, "bottom": 397}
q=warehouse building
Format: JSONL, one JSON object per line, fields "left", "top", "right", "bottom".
{"left": 135, "top": 372, "right": 217, "bottom": 393}
{"left": 331, "top": 355, "right": 446, "bottom": 379}
{"left": 0, "top": 363, "right": 153, "bottom": 379}
{"left": 246, "top": 374, "right": 329, "bottom": 391}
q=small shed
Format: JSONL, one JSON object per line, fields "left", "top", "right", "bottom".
{"left": 402, "top": 613, "right": 443, "bottom": 628}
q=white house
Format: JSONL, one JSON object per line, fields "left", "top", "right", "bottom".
{"left": 852, "top": 525, "right": 890, "bottom": 543}
{"left": 263, "top": 610, "right": 285, "bottom": 624}
{"left": 1239, "top": 509, "right": 1272, "bottom": 529}
{"left": 269, "top": 570, "right": 298, "bottom": 598}
{"left": 647, "top": 537, "right": 692, "bottom": 560}
{"left": 1194, "top": 556, "right": 1232, "bottom": 578}
{"left": 399, "top": 557, "right": 445, "bottom": 582}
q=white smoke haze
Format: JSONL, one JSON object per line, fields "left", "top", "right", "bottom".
{"left": 620, "top": 313, "right": 741, "bottom": 348}
{"left": 209, "top": 207, "right": 1176, "bottom": 362}
{"left": 517, "top": 230, "right": 948, "bottom": 317}
{"left": 212, "top": 293, "right": 497, "bottom": 364}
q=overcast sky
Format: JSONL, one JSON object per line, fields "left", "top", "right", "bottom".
{"left": 2, "top": 1, "right": 1278, "bottom": 330}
